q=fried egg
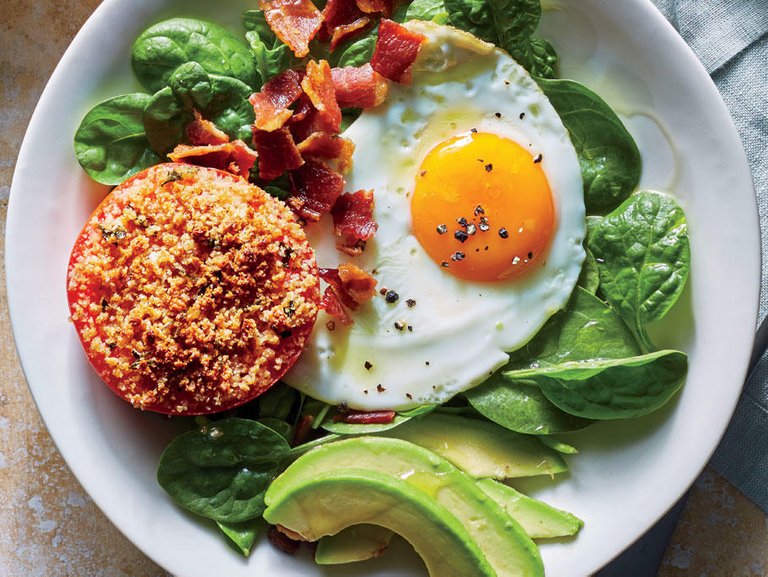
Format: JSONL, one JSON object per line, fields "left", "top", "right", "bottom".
{"left": 284, "top": 22, "right": 585, "bottom": 410}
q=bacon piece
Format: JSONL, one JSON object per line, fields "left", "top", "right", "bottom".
{"left": 355, "top": 0, "right": 392, "bottom": 14}
{"left": 334, "top": 409, "right": 396, "bottom": 424}
{"left": 186, "top": 112, "right": 230, "bottom": 146}
{"left": 288, "top": 158, "right": 344, "bottom": 221}
{"left": 331, "top": 63, "right": 388, "bottom": 108}
{"left": 323, "top": 0, "right": 364, "bottom": 35}
{"left": 297, "top": 132, "right": 355, "bottom": 174}
{"left": 258, "top": 0, "right": 324, "bottom": 58}
{"left": 168, "top": 140, "right": 258, "bottom": 179}
{"left": 332, "top": 190, "right": 378, "bottom": 255}
{"left": 320, "top": 286, "right": 353, "bottom": 325}
{"left": 330, "top": 16, "right": 372, "bottom": 51}
{"left": 319, "top": 264, "right": 377, "bottom": 308}
{"left": 301, "top": 60, "right": 342, "bottom": 134}
{"left": 252, "top": 128, "right": 304, "bottom": 181}
{"left": 371, "top": 19, "right": 426, "bottom": 83}
{"left": 249, "top": 69, "right": 304, "bottom": 132}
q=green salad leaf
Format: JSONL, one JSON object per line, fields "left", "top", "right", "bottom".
{"left": 576, "top": 247, "right": 600, "bottom": 294}
{"left": 73, "top": 94, "right": 161, "bottom": 186}
{"left": 587, "top": 190, "right": 691, "bottom": 349}
{"left": 506, "top": 350, "right": 688, "bottom": 420}
{"left": 406, "top": 0, "right": 451, "bottom": 24}
{"left": 217, "top": 518, "right": 264, "bottom": 556}
{"left": 144, "top": 62, "right": 254, "bottom": 155}
{"left": 507, "top": 35, "right": 558, "bottom": 79}
{"left": 537, "top": 78, "right": 642, "bottom": 214}
{"left": 332, "top": 30, "right": 378, "bottom": 68}
{"left": 442, "top": 0, "right": 540, "bottom": 52}
{"left": 157, "top": 418, "right": 291, "bottom": 523}
{"left": 131, "top": 17, "right": 258, "bottom": 93}
{"left": 243, "top": 10, "right": 298, "bottom": 87}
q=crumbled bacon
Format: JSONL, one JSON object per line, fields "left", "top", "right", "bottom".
{"left": 249, "top": 69, "right": 304, "bottom": 131}
{"left": 334, "top": 409, "right": 396, "bottom": 424}
{"left": 371, "top": 19, "right": 426, "bottom": 83}
{"left": 355, "top": 0, "right": 392, "bottom": 15}
{"left": 320, "top": 286, "right": 353, "bottom": 325}
{"left": 168, "top": 141, "right": 258, "bottom": 179}
{"left": 287, "top": 158, "right": 344, "bottom": 220}
{"left": 287, "top": 94, "right": 339, "bottom": 143}
{"left": 331, "top": 63, "right": 388, "bottom": 108}
{"left": 252, "top": 127, "right": 304, "bottom": 180}
{"left": 332, "top": 190, "right": 378, "bottom": 255}
{"left": 319, "top": 264, "right": 377, "bottom": 308}
{"left": 301, "top": 60, "right": 342, "bottom": 134}
{"left": 330, "top": 17, "right": 372, "bottom": 51}
{"left": 322, "top": 0, "right": 367, "bottom": 45}
{"left": 186, "top": 111, "right": 230, "bottom": 146}
{"left": 258, "top": 0, "right": 324, "bottom": 58}
{"left": 297, "top": 132, "right": 355, "bottom": 174}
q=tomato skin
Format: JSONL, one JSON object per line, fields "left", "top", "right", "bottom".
{"left": 67, "top": 164, "right": 320, "bottom": 415}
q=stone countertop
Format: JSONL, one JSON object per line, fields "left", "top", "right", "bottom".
{"left": 1, "top": 1, "right": 766, "bottom": 575}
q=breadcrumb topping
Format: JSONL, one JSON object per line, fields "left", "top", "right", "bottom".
{"left": 67, "top": 164, "right": 320, "bottom": 414}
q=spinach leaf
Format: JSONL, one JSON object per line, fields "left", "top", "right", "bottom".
{"left": 217, "top": 518, "right": 264, "bottom": 556}
{"left": 332, "top": 30, "right": 378, "bottom": 68}
{"left": 587, "top": 190, "right": 690, "bottom": 349}
{"left": 466, "top": 378, "right": 590, "bottom": 434}
{"left": 131, "top": 18, "right": 258, "bottom": 93}
{"left": 577, "top": 246, "right": 600, "bottom": 294}
{"left": 442, "top": 0, "right": 540, "bottom": 52}
{"left": 243, "top": 10, "right": 298, "bottom": 87}
{"left": 74, "top": 94, "right": 161, "bottom": 186}
{"left": 505, "top": 350, "right": 688, "bottom": 420}
{"left": 157, "top": 418, "right": 291, "bottom": 523}
{"left": 144, "top": 63, "right": 254, "bottom": 156}
{"left": 537, "top": 78, "right": 642, "bottom": 214}
{"left": 508, "top": 35, "right": 558, "bottom": 79}
{"left": 406, "top": 0, "right": 451, "bottom": 24}
{"left": 258, "top": 382, "right": 300, "bottom": 421}
{"left": 257, "top": 418, "right": 293, "bottom": 442}
{"left": 467, "top": 288, "right": 640, "bottom": 432}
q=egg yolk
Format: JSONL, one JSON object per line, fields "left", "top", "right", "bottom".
{"left": 411, "top": 132, "right": 556, "bottom": 282}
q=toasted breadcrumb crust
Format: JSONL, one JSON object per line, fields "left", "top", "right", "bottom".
{"left": 67, "top": 164, "right": 319, "bottom": 414}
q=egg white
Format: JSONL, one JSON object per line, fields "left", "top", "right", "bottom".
{"left": 284, "top": 22, "right": 585, "bottom": 410}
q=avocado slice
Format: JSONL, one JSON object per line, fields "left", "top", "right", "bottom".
{"left": 266, "top": 436, "right": 544, "bottom": 577}
{"left": 383, "top": 413, "right": 568, "bottom": 479}
{"left": 264, "top": 469, "right": 497, "bottom": 577}
{"left": 478, "top": 479, "right": 584, "bottom": 539}
{"left": 315, "top": 525, "right": 393, "bottom": 565}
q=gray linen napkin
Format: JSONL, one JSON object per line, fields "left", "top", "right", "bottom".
{"left": 598, "top": 2, "right": 768, "bottom": 574}
{"left": 651, "top": 0, "right": 768, "bottom": 514}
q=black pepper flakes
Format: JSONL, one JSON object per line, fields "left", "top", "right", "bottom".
{"left": 454, "top": 230, "right": 469, "bottom": 243}
{"left": 466, "top": 223, "right": 477, "bottom": 235}
{"left": 470, "top": 127, "right": 478, "bottom": 133}
{"left": 280, "top": 329, "right": 293, "bottom": 339}
{"left": 484, "top": 163, "right": 493, "bottom": 172}
{"left": 495, "top": 112, "right": 502, "bottom": 118}
{"left": 326, "top": 321, "right": 336, "bottom": 331}
{"left": 499, "top": 228, "right": 509, "bottom": 239}
{"left": 533, "top": 154, "right": 543, "bottom": 164}
{"left": 406, "top": 393, "right": 413, "bottom": 400}
{"left": 425, "top": 361, "right": 430, "bottom": 366}
{"left": 527, "top": 251, "right": 533, "bottom": 259}
{"left": 377, "top": 384, "right": 386, "bottom": 393}
{"left": 474, "top": 205, "right": 485, "bottom": 216}
{"left": 420, "top": 170, "right": 427, "bottom": 177}
{"left": 451, "top": 251, "right": 466, "bottom": 261}
{"left": 394, "top": 321, "right": 406, "bottom": 331}
{"left": 385, "top": 290, "right": 399, "bottom": 303}
{"left": 364, "top": 361, "right": 373, "bottom": 370}
{"left": 457, "top": 217, "right": 468, "bottom": 227}
{"left": 441, "top": 261, "right": 450, "bottom": 268}
{"left": 406, "top": 298, "right": 416, "bottom": 308}
{"left": 436, "top": 224, "right": 448, "bottom": 235}
{"left": 407, "top": 325, "right": 413, "bottom": 332}
{"left": 519, "top": 112, "right": 526, "bottom": 119}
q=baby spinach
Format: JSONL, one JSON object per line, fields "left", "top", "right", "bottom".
{"left": 537, "top": 78, "right": 642, "bottom": 214}
{"left": 466, "top": 378, "right": 591, "bottom": 434}
{"left": 467, "top": 287, "right": 636, "bottom": 433}
{"left": 587, "top": 191, "right": 690, "bottom": 349}
{"left": 507, "top": 35, "right": 558, "bottom": 79}
{"left": 74, "top": 94, "right": 161, "bottom": 186}
{"left": 144, "top": 62, "right": 254, "bottom": 155}
{"left": 332, "top": 29, "right": 378, "bottom": 68}
{"left": 443, "top": 0, "right": 540, "bottom": 53}
{"left": 577, "top": 247, "right": 600, "bottom": 294}
{"left": 243, "top": 10, "right": 298, "bottom": 87}
{"left": 157, "top": 418, "right": 291, "bottom": 523}
{"left": 505, "top": 350, "right": 688, "bottom": 420}
{"left": 217, "top": 518, "right": 264, "bottom": 556}
{"left": 132, "top": 18, "right": 258, "bottom": 93}
{"left": 406, "top": 0, "right": 451, "bottom": 24}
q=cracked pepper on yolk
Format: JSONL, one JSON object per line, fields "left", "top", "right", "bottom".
{"left": 411, "top": 131, "right": 556, "bottom": 282}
